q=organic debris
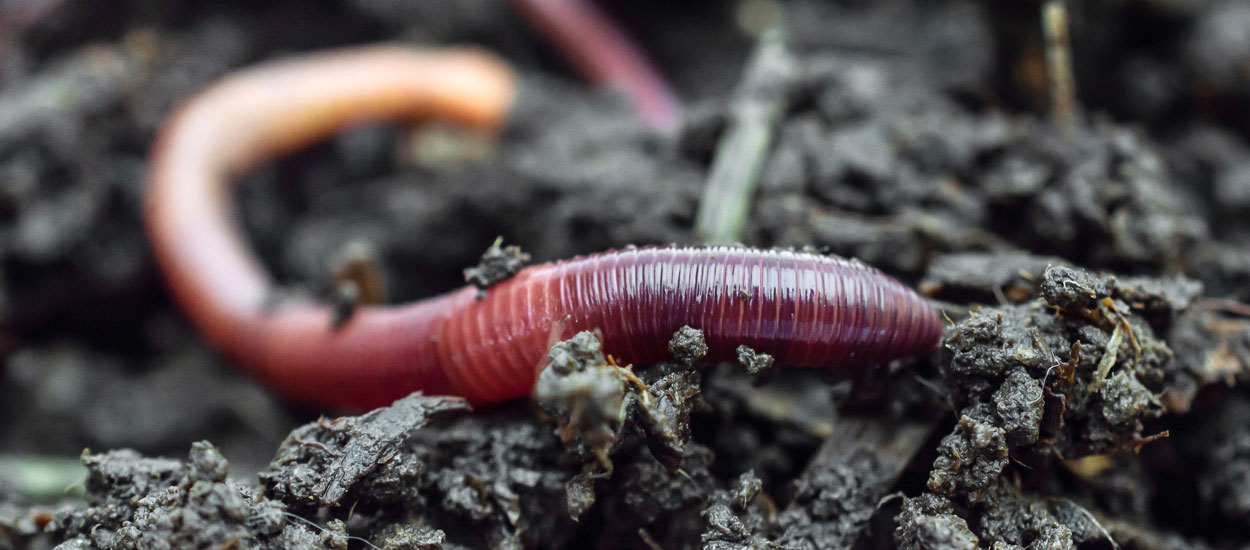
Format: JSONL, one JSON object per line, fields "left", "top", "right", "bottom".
{"left": 259, "top": 393, "right": 469, "bottom": 508}
{"left": 462, "top": 237, "right": 531, "bottom": 297}
{"left": 534, "top": 329, "right": 703, "bottom": 480}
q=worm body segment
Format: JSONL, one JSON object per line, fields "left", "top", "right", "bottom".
{"left": 145, "top": 46, "right": 941, "bottom": 410}
{"left": 508, "top": 0, "right": 681, "bottom": 129}
{"left": 432, "top": 246, "right": 941, "bottom": 405}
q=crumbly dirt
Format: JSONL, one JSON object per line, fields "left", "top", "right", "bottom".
{"left": 5, "top": 1, "right": 1250, "bottom": 549}
{"left": 462, "top": 238, "right": 530, "bottom": 297}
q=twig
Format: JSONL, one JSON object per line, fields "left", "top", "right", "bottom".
{"left": 695, "top": 28, "right": 792, "bottom": 244}
{"left": 1043, "top": 0, "right": 1077, "bottom": 130}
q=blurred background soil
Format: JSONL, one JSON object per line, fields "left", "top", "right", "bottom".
{"left": 3, "top": 0, "right": 1250, "bottom": 548}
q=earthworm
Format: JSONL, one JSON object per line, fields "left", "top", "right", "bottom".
{"left": 146, "top": 46, "right": 941, "bottom": 410}
{"left": 508, "top": 0, "right": 681, "bottom": 130}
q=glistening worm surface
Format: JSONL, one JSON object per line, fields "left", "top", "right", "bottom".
{"left": 431, "top": 246, "right": 942, "bottom": 405}
{"left": 207, "top": 246, "right": 942, "bottom": 409}
{"left": 144, "top": 46, "right": 941, "bottom": 410}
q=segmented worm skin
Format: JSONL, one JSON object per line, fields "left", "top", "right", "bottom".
{"left": 146, "top": 46, "right": 941, "bottom": 410}
{"left": 430, "top": 246, "right": 942, "bottom": 405}
{"left": 183, "top": 245, "right": 941, "bottom": 410}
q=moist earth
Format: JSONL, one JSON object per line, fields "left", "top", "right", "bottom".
{"left": 4, "top": 0, "right": 1250, "bottom": 548}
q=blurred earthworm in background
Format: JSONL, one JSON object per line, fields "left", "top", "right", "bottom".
{"left": 509, "top": 0, "right": 682, "bottom": 130}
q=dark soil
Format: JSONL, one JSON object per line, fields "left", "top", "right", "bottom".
{"left": 4, "top": 0, "right": 1250, "bottom": 549}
